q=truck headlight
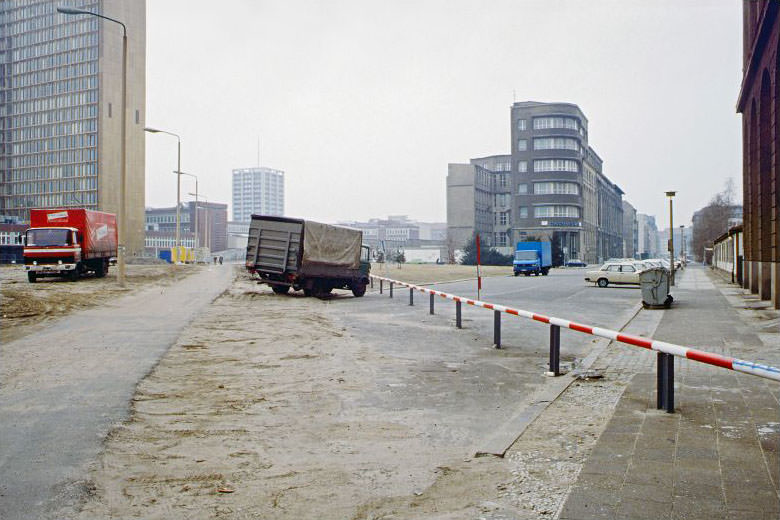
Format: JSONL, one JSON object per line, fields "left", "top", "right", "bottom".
{"left": 58, "top": 260, "right": 63, "bottom": 265}
{"left": 33, "top": 261, "right": 37, "bottom": 265}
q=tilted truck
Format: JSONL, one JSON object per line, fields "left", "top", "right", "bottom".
{"left": 513, "top": 241, "right": 552, "bottom": 276}
{"left": 245, "top": 215, "right": 371, "bottom": 297}
{"left": 23, "top": 208, "right": 117, "bottom": 283}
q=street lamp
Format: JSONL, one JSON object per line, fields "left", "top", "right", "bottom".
{"left": 145, "top": 127, "right": 182, "bottom": 247}
{"left": 680, "top": 225, "right": 685, "bottom": 267}
{"left": 179, "top": 172, "right": 198, "bottom": 248}
{"left": 189, "top": 192, "right": 209, "bottom": 250}
{"left": 58, "top": 5, "right": 128, "bottom": 287}
{"left": 666, "top": 191, "right": 676, "bottom": 286}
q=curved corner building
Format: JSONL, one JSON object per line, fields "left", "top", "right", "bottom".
{"left": 448, "top": 101, "right": 625, "bottom": 266}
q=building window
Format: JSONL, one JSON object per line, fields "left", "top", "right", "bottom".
{"left": 534, "top": 182, "right": 580, "bottom": 195}
{"left": 517, "top": 161, "right": 527, "bottom": 172}
{"left": 518, "top": 184, "right": 528, "bottom": 194}
{"left": 517, "top": 119, "right": 527, "bottom": 131}
{"left": 534, "top": 205, "right": 580, "bottom": 218}
{"left": 533, "top": 159, "right": 579, "bottom": 172}
{"left": 533, "top": 137, "right": 580, "bottom": 151}
{"left": 495, "top": 233, "right": 507, "bottom": 247}
{"left": 519, "top": 206, "right": 528, "bottom": 218}
{"left": 533, "top": 116, "right": 578, "bottom": 130}
{"left": 517, "top": 139, "right": 527, "bottom": 151}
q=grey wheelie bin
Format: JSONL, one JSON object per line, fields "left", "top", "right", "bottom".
{"left": 640, "top": 267, "right": 673, "bottom": 309}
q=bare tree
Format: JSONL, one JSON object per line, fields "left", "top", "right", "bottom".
{"left": 692, "top": 178, "right": 737, "bottom": 262}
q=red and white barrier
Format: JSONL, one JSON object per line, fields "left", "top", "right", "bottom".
{"left": 370, "top": 275, "right": 780, "bottom": 383}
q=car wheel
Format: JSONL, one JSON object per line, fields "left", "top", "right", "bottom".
{"left": 597, "top": 278, "right": 608, "bottom": 288}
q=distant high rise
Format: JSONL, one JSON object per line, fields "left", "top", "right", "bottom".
{"left": 0, "top": 0, "right": 147, "bottom": 253}
{"left": 231, "top": 167, "right": 284, "bottom": 222}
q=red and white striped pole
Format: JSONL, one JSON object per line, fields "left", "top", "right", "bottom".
{"left": 476, "top": 234, "right": 482, "bottom": 300}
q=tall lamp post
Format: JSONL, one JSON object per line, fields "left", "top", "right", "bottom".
{"left": 189, "top": 193, "right": 209, "bottom": 250}
{"left": 666, "top": 191, "right": 676, "bottom": 286}
{"left": 58, "top": 5, "right": 128, "bottom": 287}
{"left": 145, "top": 127, "right": 181, "bottom": 247}
{"left": 679, "top": 225, "right": 685, "bottom": 268}
{"left": 179, "top": 172, "right": 198, "bottom": 247}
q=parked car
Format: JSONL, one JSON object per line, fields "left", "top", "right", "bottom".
{"left": 585, "top": 262, "right": 643, "bottom": 287}
{"left": 565, "top": 259, "right": 587, "bottom": 267}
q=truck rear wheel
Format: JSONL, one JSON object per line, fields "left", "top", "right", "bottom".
{"left": 271, "top": 285, "right": 290, "bottom": 295}
{"left": 351, "top": 283, "right": 367, "bottom": 297}
{"left": 542, "top": 268, "right": 549, "bottom": 276}
{"left": 67, "top": 270, "right": 79, "bottom": 282}
{"left": 27, "top": 272, "right": 36, "bottom": 283}
{"left": 95, "top": 260, "right": 108, "bottom": 278}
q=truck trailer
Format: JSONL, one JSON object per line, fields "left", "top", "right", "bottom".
{"left": 23, "top": 208, "right": 117, "bottom": 282}
{"left": 245, "top": 215, "right": 371, "bottom": 297}
{"left": 513, "top": 241, "right": 552, "bottom": 276}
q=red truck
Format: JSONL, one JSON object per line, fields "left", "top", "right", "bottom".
{"left": 23, "top": 209, "right": 117, "bottom": 283}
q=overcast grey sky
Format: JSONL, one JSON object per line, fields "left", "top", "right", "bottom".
{"left": 145, "top": 0, "right": 742, "bottom": 227}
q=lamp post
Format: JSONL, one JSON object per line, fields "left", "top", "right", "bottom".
{"left": 679, "top": 225, "right": 685, "bottom": 268}
{"left": 189, "top": 193, "right": 209, "bottom": 250}
{"left": 666, "top": 191, "right": 676, "bottom": 286}
{"left": 58, "top": 5, "right": 128, "bottom": 287}
{"left": 179, "top": 172, "right": 198, "bottom": 247}
{"left": 145, "top": 127, "right": 181, "bottom": 247}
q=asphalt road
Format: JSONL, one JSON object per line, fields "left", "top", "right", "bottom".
{"left": 0, "top": 265, "right": 234, "bottom": 520}
{"left": 317, "top": 267, "right": 643, "bottom": 454}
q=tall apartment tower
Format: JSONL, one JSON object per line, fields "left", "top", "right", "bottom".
{"left": 0, "top": 0, "right": 146, "bottom": 253}
{"left": 231, "top": 167, "right": 284, "bottom": 222}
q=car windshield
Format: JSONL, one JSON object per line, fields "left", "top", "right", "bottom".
{"left": 27, "top": 228, "right": 71, "bottom": 246}
{"left": 515, "top": 251, "right": 538, "bottom": 261}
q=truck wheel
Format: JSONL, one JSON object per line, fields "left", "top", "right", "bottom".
{"left": 95, "top": 260, "right": 108, "bottom": 278}
{"left": 542, "top": 268, "right": 549, "bottom": 276}
{"left": 513, "top": 272, "right": 519, "bottom": 277}
{"left": 352, "top": 283, "right": 367, "bottom": 297}
{"left": 67, "top": 270, "right": 79, "bottom": 282}
{"left": 597, "top": 278, "right": 608, "bottom": 288}
{"left": 272, "top": 285, "right": 290, "bottom": 295}
{"left": 303, "top": 288, "right": 313, "bottom": 297}
{"left": 27, "top": 272, "right": 36, "bottom": 283}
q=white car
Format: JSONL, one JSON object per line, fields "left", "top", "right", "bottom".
{"left": 585, "top": 262, "right": 642, "bottom": 287}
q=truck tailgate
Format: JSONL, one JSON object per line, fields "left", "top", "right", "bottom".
{"left": 246, "top": 216, "right": 303, "bottom": 274}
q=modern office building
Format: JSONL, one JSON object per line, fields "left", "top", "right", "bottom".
{"left": 447, "top": 101, "right": 625, "bottom": 265}
{"left": 144, "top": 200, "right": 227, "bottom": 254}
{"left": 636, "top": 213, "right": 659, "bottom": 259}
{"left": 0, "top": 0, "right": 147, "bottom": 253}
{"left": 231, "top": 167, "right": 284, "bottom": 222}
{"left": 622, "top": 200, "right": 637, "bottom": 259}
{"left": 738, "top": 1, "right": 779, "bottom": 307}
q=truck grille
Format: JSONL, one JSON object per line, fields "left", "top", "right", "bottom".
{"left": 25, "top": 256, "right": 74, "bottom": 265}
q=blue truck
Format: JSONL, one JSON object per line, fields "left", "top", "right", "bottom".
{"left": 513, "top": 241, "right": 552, "bottom": 276}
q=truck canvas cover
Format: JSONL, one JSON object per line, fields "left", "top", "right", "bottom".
{"left": 301, "top": 220, "right": 361, "bottom": 269}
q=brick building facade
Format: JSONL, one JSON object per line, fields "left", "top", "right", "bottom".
{"left": 737, "top": 0, "right": 780, "bottom": 308}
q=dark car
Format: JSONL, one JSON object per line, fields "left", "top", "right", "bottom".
{"left": 566, "top": 259, "right": 587, "bottom": 267}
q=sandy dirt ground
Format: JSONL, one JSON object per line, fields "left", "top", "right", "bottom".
{"left": 0, "top": 264, "right": 199, "bottom": 344}
{"left": 72, "top": 266, "right": 637, "bottom": 519}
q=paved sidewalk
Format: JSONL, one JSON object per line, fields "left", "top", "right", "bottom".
{"left": 0, "top": 265, "right": 234, "bottom": 520}
{"left": 559, "top": 266, "right": 780, "bottom": 520}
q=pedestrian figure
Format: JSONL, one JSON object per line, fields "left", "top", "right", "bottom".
{"left": 218, "top": 256, "right": 223, "bottom": 265}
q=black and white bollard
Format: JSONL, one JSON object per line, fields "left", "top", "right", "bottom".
{"left": 409, "top": 287, "right": 414, "bottom": 306}
{"left": 547, "top": 324, "right": 561, "bottom": 376}
{"left": 390, "top": 282, "right": 394, "bottom": 298}
{"left": 456, "top": 300, "right": 462, "bottom": 329}
{"left": 657, "top": 352, "right": 675, "bottom": 413}
{"left": 429, "top": 293, "right": 434, "bottom": 315}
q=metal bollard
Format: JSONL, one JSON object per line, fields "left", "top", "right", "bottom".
{"left": 429, "top": 293, "right": 434, "bottom": 315}
{"left": 380, "top": 279, "right": 383, "bottom": 294}
{"left": 370, "top": 277, "right": 374, "bottom": 289}
{"left": 390, "top": 282, "right": 394, "bottom": 298}
{"left": 409, "top": 287, "right": 414, "bottom": 306}
{"left": 494, "top": 310, "right": 501, "bottom": 348}
{"left": 547, "top": 324, "right": 560, "bottom": 376}
{"left": 657, "top": 352, "right": 675, "bottom": 413}
{"left": 456, "top": 300, "right": 462, "bottom": 329}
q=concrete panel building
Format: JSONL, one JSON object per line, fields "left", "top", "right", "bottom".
{"left": 636, "top": 213, "right": 659, "bottom": 259}
{"left": 231, "top": 167, "right": 284, "bottom": 222}
{"left": 0, "top": 0, "right": 147, "bottom": 254}
{"left": 447, "top": 102, "right": 624, "bottom": 264}
{"left": 622, "top": 200, "right": 637, "bottom": 258}
{"left": 737, "top": 0, "right": 779, "bottom": 307}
